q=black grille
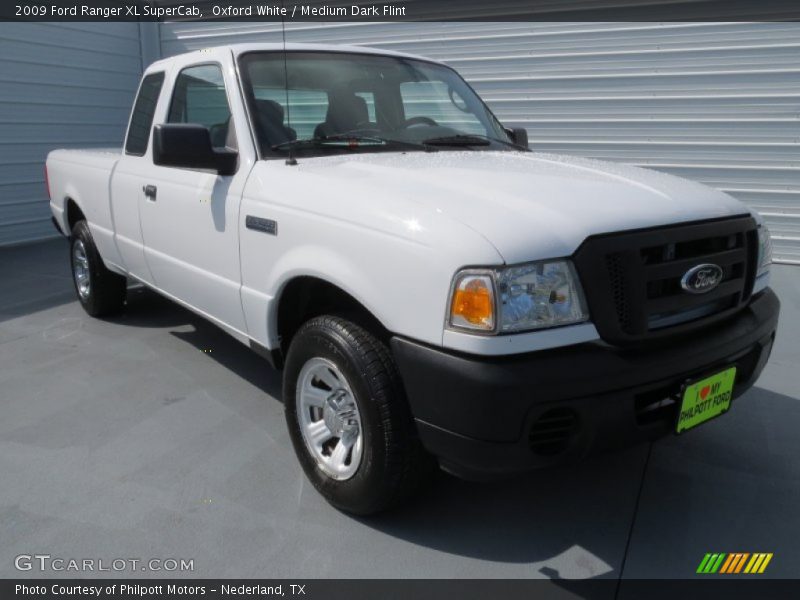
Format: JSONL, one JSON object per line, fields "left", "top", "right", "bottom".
{"left": 574, "top": 216, "right": 758, "bottom": 345}
{"left": 606, "top": 252, "right": 634, "bottom": 331}
{"left": 528, "top": 408, "right": 580, "bottom": 456}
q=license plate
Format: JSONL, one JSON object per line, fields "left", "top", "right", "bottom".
{"left": 676, "top": 366, "right": 737, "bottom": 434}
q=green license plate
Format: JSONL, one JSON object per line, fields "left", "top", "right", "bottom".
{"left": 676, "top": 366, "right": 737, "bottom": 434}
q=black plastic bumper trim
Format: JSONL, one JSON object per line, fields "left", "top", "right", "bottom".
{"left": 391, "top": 289, "right": 779, "bottom": 479}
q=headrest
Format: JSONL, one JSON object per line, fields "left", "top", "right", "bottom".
{"left": 324, "top": 91, "right": 369, "bottom": 132}
{"left": 254, "top": 99, "right": 285, "bottom": 122}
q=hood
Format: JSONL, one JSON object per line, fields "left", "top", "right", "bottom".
{"left": 268, "top": 151, "right": 749, "bottom": 264}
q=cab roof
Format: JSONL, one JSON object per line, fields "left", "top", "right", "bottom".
{"left": 148, "top": 43, "right": 442, "bottom": 69}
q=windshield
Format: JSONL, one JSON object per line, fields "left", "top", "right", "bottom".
{"left": 238, "top": 51, "right": 517, "bottom": 157}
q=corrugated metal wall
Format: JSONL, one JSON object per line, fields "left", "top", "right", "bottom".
{"left": 1, "top": 20, "right": 797, "bottom": 263}
{"left": 0, "top": 22, "right": 143, "bottom": 245}
{"left": 159, "top": 21, "right": 800, "bottom": 264}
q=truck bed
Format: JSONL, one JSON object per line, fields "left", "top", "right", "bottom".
{"left": 47, "top": 147, "right": 123, "bottom": 269}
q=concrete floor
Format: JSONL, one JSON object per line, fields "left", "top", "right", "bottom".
{"left": 1, "top": 239, "right": 798, "bottom": 584}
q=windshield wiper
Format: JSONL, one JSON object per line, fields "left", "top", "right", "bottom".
{"left": 271, "top": 134, "right": 388, "bottom": 152}
{"left": 422, "top": 134, "right": 527, "bottom": 150}
{"left": 422, "top": 134, "right": 492, "bottom": 147}
{"left": 272, "top": 134, "right": 439, "bottom": 153}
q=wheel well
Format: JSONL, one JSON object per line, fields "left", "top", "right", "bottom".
{"left": 64, "top": 198, "right": 85, "bottom": 234}
{"left": 276, "top": 277, "right": 389, "bottom": 358}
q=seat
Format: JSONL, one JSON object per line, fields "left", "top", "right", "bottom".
{"left": 314, "top": 92, "right": 370, "bottom": 138}
{"left": 252, "top": 99, "right": 296, "bottom": 148}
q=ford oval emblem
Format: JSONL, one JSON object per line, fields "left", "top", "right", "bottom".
{"left": 680, "top": 263, "right": 723, "bottom": 294}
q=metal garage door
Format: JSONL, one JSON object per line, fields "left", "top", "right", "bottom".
{"left": 158, "top": 21, "right": 800, "bottom": 264}
{"left": 0, "top": 22, "right": 143, "bottom": 245}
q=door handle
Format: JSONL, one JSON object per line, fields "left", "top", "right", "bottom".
{"left": 143, "top": 184, "right": 157, "bottom": 201}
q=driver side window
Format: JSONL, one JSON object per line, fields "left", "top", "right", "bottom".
{"left": 168, "top": 64, "right": 236, "bottom": 150}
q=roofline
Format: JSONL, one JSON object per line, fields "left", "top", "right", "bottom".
{"left": 148, "top": 43, "right": 444, "bottom": 69}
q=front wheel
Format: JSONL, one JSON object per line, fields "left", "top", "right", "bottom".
{"left": 283, "top": 315, "right": 433, "bottom": 515}
{"left": 70, "top": 220, "right": 127, "bottom": 317}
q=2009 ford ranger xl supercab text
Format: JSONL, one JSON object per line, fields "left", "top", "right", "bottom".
{"left": 47, "top": 44, "right": 779, "bottom": 515}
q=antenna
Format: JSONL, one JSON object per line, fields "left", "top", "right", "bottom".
{"left": 280, "top": 1, "right": 297, "bottom": 166}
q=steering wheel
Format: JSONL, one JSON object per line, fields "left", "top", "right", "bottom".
{"left": 403, "top": 116, "right": 438, "bottom": 128}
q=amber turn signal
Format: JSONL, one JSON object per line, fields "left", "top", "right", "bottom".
{"left": 449, "top": 274, "right": 495, "bottom": 331}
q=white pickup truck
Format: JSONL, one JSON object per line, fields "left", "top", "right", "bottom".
{"left": 47, "top": 43, "right": 779, "bottom": 514}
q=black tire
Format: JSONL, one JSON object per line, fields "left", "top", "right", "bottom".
{"left": 283, "top": 315, "right": 433, "bottom": 515}
{"left": 70, "top": 220, "right": 127, "bottom": 317}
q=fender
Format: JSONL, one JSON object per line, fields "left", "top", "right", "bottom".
{"left": 242, "top": 243, "right": 391, "bottom": 350}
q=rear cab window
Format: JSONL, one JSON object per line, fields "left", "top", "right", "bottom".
{"left": 125, "top": 72, "right": 165, "bottom": 156}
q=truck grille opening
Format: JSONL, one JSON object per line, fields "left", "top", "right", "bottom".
{"left": 528, "top": 408, "right": 580, "bottom": 456}
{"left": 606, "top": 252, "right": 634, "bottom": 331}
{"left": 574, "top": 216, "right": 759, "bottom": 345}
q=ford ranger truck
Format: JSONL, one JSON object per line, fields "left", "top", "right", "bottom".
{"left": 46, "top": 44, "right": 780, "bottom": 515}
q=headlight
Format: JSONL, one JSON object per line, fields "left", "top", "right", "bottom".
{"left": 496, "top": 260, "right": 589, "bottom": 332}
{"left": 447, "top": 260, "right": 589, "bottom": 334}
{"left": 757, "top": 225, "right": 772, "bottom": 278}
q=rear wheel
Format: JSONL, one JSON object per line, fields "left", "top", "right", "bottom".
{"left": 70, "top": 220, "right": 126, "bottom": 317}
{"left": 283, "top": 315, "right": 433, "bottom": 515}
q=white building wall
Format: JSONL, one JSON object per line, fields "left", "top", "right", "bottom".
{"left": 1, "top": 20, "right": 797, "bottom": 264}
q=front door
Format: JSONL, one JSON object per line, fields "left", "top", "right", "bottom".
{"left": 138, "top": 54, "right": 249, "bottom": 334}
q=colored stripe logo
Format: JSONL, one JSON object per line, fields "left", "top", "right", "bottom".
{"left": 697, "top": 553, "right": 773, "bottom": 574}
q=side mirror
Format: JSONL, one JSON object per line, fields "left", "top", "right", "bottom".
{"left": 505, "top": 127, "right": 529, "bottom": 149}
{"left": 153, "top": 123, "right": 238, "bottom": 176}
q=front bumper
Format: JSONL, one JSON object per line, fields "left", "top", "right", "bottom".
{"left": 391, "top": 288, "right": 779, "bottom": 480}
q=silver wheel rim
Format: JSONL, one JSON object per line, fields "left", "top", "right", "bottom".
{"left": 72, "top": 240, "right": 91, "bottom": 301}
{"left": 296, "top": 357, "right": 363, "bottom": 481}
